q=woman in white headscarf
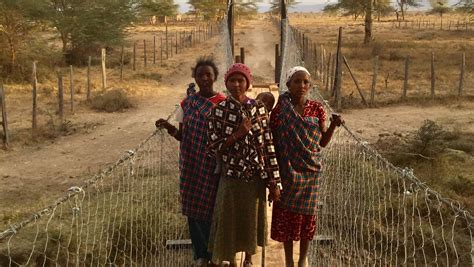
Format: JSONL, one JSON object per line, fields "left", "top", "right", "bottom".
{"left": 270, "top": 66, "right": 344, "bottom": 267}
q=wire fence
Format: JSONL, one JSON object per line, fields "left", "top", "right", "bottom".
{"left": 279, "top": 15, "right": 474, "bottom": 266}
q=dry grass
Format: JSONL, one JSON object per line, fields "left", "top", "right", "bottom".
{"left": 88, "top": 89, "right": 134, "bottom": 112}
{"left": 290, "top": 13, "right": 474, "bottom": 106}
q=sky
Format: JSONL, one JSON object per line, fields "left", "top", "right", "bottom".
{"left": 175, "top": 0, "right": 334, "bottom": 13}
{"left": 175, "top": 0, "right": 460, "bottom": 13}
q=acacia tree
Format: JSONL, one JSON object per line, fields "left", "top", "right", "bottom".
{"left": 429, "top": 0, "right": 452, "bottom": 17}
{"left": 0, "top": 0, "right": 38, "bottom": 74}
{"left": 269, "top": 0, "right": 299, "bottom": 15}
{"left": 187, "top": 0, "right": 227, "bottom": 20}
{"left": 235, "top": 0, "right": 259, "bottom": 16}
{"left": 139, "top": 0, "right": 179, "bottom": 18}
{"left": 396, "top": 0, "right": 419, "bottom": 20}
{"left": 32, "top": 0, "right": 137, "bottom": 64}
{"left": 374, "top": 0, "right": 395, "bottom": 20}
{"left": 455, "top": 0, "right": 473, "bottom": 13}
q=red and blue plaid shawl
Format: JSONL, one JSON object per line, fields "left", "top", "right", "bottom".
{"left": 179, "top": 92, "right": 225, "bottom": 222}
{"left": 270, "top": 92, "right": 324, "bottom": 215}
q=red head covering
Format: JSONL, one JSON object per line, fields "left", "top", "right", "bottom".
{"left": 224, "top": 63, "right": 253, "bottom": 89}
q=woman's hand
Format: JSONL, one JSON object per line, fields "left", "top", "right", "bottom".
{"left": 330, "top": 113, "right": 344, "bottom": 127}
{"left": 155, "top": 119, "right": 177, "bottom": 136}
{"left": 235, "top": 118, "right": 252, "bottom": 139}
{"left": 268, "top": 186, "right": 281, "bottom": 203}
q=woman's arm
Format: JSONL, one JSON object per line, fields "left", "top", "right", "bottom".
{"left": 319, "top": 114, "right": 344, "bottom": 147}
{"left": 220, "top": 118, "right": 252, "bottom": 150}
{"left": 155, "top": 119, "right": 183, "bottom": 141}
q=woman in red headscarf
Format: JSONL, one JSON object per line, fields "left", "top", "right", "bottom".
{"left": 207, "top": 63, "right": 281, "bottom": 266}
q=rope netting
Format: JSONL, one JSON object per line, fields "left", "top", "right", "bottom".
{"left": 1, "top": 13, "right": 473, "bottom": 267}
{"left": 0, "top": 14, "right": 234, "bottom": 266}
{"left": 278, "top": 16, "right": 474, "bottom": 266}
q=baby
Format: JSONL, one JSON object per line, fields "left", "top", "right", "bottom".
{"left": 256, "top": 92, "right": 275, "bottom": 113}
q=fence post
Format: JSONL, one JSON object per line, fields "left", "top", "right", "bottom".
{"left": 320, "top": 45, "right": 325, "bottom": 83}
{"left": 302, "top": 33, "right": 306, "bottom": 61}
{"left": 313, "top": 45, "right": 320, "bottom": 78}
{"left": 160, "top": 37, "right": 163, "bottom": 66}
{"left": 430, "top": 51, "right": 435, "bottom": 99}
{"left": 32, "top": 61, "right": 38, "bottom": 133}
{"left": 240, "top": 47, "right": 245, "bottom": 64}
{"left": 1, "top": 84, "right": 9, "bottom": 148}
{"left": 120, "top": 47, "right": 124, "bottom": 82}
{"left": 342, "top": 56, "right": 368, "bottom": 107}
{"left": 370, "top": 56, "right": 379, "bottom": 106}
{"left": 175, "top": 32, "right": 178, "bottom": 54}
{"left": 402, "top": 56, "right": 410, "bottom": 100}
{"left": 334, "top": 27, "right": 343, "bottom": 111}
{"left": 101, "top": 48, "right": 106, "bottom": 90}
{"left": 58, "top": 73, "right": 64, "bottom": 125}
{"left": 153, "top": 35, "right": 156, "bottom": 64}
{"left": 325, "top": 52, "right": 332, "bottom": 91}
{"left": 87, "top": 56, "right": 92, "bottom": 99}
{"left": 166, "top": 23, "right": 169, "bottom": 59}
{"left": 70, "top": 65, "right": 74, "bottom": 113}
{"left": 458, "top": 52, "right": 465, "bottom": 97}
{"left": 133, "top": 42, "right": 136, "bottom": 71}
{"left": 275, "top": 44, "right": 280, "bottom": 83}
{"left": 143, "top": 39, "right": 147, "bottom": 68}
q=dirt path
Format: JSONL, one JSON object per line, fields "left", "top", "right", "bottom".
{"left": 0, "top": 37, "right": 221, "bottom": 213}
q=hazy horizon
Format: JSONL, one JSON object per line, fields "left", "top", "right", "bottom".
{"left": 176, "top": 0, "right": 461, "bottom": 13}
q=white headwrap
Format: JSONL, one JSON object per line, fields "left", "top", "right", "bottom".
{"left": 286, "top": 66, "right": 311, "bottom": 84}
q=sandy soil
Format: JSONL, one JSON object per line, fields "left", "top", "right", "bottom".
{"left": 1, "top": 17, "right": 473, "bottom": 266}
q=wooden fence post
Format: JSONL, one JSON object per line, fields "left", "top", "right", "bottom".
{"left": 370, "top": 56, "right": 379, "bottom": 106}
{"left": 342, "top": 56, "right": 368, "bottom": 107}
{"left": 334, "top": 27, "right": 343, "bottom": 111}
{"left": 32, "top": 61, "right": 38, "bottom": 132}
{"left": 160, "top": 37, "right": 163, "bottom": 65}
{"left": 133, "top": 42, "right": 136, "bottom": 71}
{"left": 120, "top": 47, "right": 124, "bottom": 82}
{"left": 240, "top": 47, "right": 245, "bottom": 64}
{"left": 325, "top": 52, "right": 332, "bottom": 91}
{"left": 175, "top": 32, "right": 178, "bottom": 54}
{"left": 320, "top": 45, "right": 325, "bottom": 83}
{"left": 153, "top": 35, "right": 156, "bottom": 64}
{"left": 101, "top": 48, "right": 106, "bottom": 90}
{"left": 275, "top": 44, "right": 280, "bottom": 83}
{"left": 87, "top": 56, "right": 92, "bottom": 99}
{"left": 70, "top": 65, "right": 74, "bottom": 113}
{"left": 166, "top": 23, "right": 169, "bottom": 59}
{"left": 58, "top": 73, "right": 64, "bottom": 125}
{"left": 402, "top": 56, "right": 410, "bottom": 100}
{"left": 458, "top": 52, "right": 465, "bottom": 97}
{"left": 431, "top": 51, "right": 435, "bottom": 99}
{"left": 0, "top": 84, "right": 9, "bottom": 148}
{"left": 143, "top": 39, "right": 147, "bottom": 68}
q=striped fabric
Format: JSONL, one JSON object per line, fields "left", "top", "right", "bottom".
{"left": 179, "top": 92, "right": 226, "bottom": 222}
{"left": 270, "top": 92, "right": 325, "bottom": 215}
{"left": 207, "top": 97, "right": 280, "bottom": 185}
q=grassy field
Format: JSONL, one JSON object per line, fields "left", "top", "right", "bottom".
{"left": 289, "top": 13, "right": 473, "bottom": 106}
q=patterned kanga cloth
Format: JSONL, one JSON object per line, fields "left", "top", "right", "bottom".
{"left": 207, "top": 96, "right": 280, "bottom": 184}
{"left": 179, "top": 91, "right": 226, "bottom": 222}
{"left": 270, "top": 92, "right": 326, "bottom": 215}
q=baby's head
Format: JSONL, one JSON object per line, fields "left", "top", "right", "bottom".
{"left": 256, "top": 92, "right": 275, "bottom": 112}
